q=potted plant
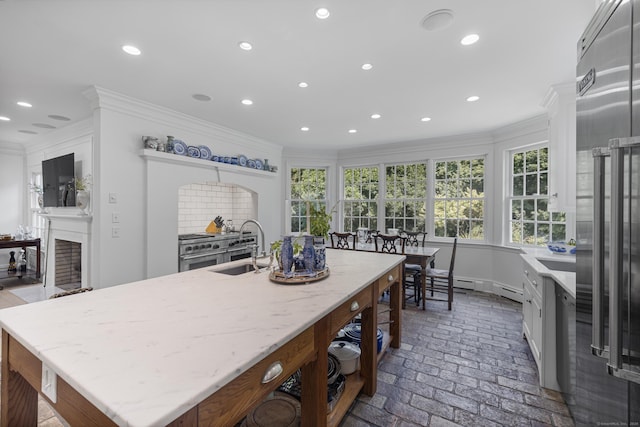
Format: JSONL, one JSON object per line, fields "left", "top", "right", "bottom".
{"left": 75, "top": 174, "right": 92, "bottom": 215}
{"left": 308, "top": 202, "right": 334, "bottom": 241}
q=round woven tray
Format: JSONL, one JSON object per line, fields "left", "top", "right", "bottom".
{"left": 268, "top": 267, "right": 330, "bottom": 285}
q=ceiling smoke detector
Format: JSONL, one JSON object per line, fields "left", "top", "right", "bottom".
{"left": 420, "top": 9, "right": 454, "bottom": 32}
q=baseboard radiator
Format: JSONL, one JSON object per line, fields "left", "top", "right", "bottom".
{"left": 452, "top": 276, "right": 523, "bottom": 303}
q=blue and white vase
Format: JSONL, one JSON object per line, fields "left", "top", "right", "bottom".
{"left": 281, "top": 236, "right": 294, "bottom": 275}
{"left": 302, "top": 235, "right": 315, "bottom": 273}
{"left": 313, "top": 237, "right": 326, "bottom": 270}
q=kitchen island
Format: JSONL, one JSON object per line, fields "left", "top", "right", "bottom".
{"left": 0, "top": 249, "right": 404, "bottom": 426}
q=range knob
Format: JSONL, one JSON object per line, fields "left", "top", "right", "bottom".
{"left": 186, "top": 246, "right": 193, "bottom": 252}
{"left": 213, "top": 244, "right": 220, "bottom": 249}
{"left": 204, "top": 243, "right": 212, "bottom": 249}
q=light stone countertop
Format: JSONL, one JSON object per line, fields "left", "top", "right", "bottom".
{"left": 0, "top": 249, "right": 404, "bottom": 427}
{"left": 520, "top": 247, "right": 576, "bottom": 298}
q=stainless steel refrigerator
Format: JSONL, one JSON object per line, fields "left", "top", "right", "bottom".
{"left": 575, "top": 0, "right": 640, "bottom": 424}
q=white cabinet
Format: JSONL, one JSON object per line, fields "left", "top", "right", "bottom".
{"left": 542, "top": 82, "right": 576, "bottom": 213}
{"left": 522, "top": 258, "right": 559, "bottom": 390}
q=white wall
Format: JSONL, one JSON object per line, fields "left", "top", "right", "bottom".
{"left": 0, "top": 142, "right": 25, "bottom": 267}
{"left": 86, "top": 87, "right": 283, "bottom": 286}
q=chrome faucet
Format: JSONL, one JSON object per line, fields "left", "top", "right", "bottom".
{"left": 239, "top": 220, "right": 267, "bottom": 271}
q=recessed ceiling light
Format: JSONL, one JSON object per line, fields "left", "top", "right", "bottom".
{"left": 19, "top": 130, "right": 38, "bottom": 134}
{"left": 192, "top": 94, "right": 212, "bottom": 102}
{"left": 17, "top": 101, "right": 32, "bottom": 108}
{"left": 48, "top": 114, "right": 71, "bottom": 121}
{"left": 0, "top": 116, "right": 11, "bottom": 121}
{"left": 238, "top": 41, "right": 253, "bottom": 51}
{"left": 241, "top": 99, "right": 253, "bottom": 106}
{"left": 301, "top": 127, "right": 310, "bottom": 132}
{"left": 420, "top": 9, "right": 454, "bottom": 32}
{"left": 371, "top": 113, "right": 381, "bottom": 119}
{"left": 466, "top": 95, "right": 480, "bottom": 102}
{"left": 461, "top": 34, "right": 480, "bottom": 46}
{"left": 421, "top": 117, "right": 432, "bottom": 122}
{"left": 348, "top": 129, "right": 357, "bottom": 134}
{"left": 315, "top": 7, "right": 330, "bottom": 19}
{"left": 361, "top": 63, "right": 373, "bottom": 71}
{"left": 298, "top": 82, "right": 309, "bottom": 88}
{"left": 122, "top": 45, "right": 141, "bottom": 56}
{"left": 32, "top": 123, "right": 56, "bottom": 129}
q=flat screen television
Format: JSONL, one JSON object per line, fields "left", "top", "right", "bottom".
{"left": 42, "top": 153, "right": 76, "bottom": 207}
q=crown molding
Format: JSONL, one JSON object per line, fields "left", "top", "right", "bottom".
{"left": 0, "top": 141, "right": 25, "bottom": 155}
{"left": 23, "top": 118, "right": 93, "bottom": 155}
{"left": 83, "top": 86, "right": 283, "bottom": 155}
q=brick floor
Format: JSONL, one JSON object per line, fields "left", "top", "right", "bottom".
{"left": 341, "top": 290, "right": 573, "bottom": 427}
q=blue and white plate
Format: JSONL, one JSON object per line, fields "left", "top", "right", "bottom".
{"left": 173, "top": 139, "right": 187, "bottom": 155}
{"left": 187, "top": 146, "right": 201, "bottom": 158}
{"left": 547, "top": 242, "right": 576, "bottom": 255}
{"left": 238, "top": 154, "right": 248, "bottom": 167}
{"left": 247, "top": 159, "right": 256, "bottom": 169}
{"left": 255, "top": 158, "right": 264, "bottom": 170}
{"left": 199, "top": 145, "right": 212, "bottom": 160}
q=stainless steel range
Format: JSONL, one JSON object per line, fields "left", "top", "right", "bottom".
{"left": 178, "top": 232, "right": 257, "bottom": 272}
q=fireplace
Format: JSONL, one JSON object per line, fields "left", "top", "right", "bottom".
{"left": 54, "top": 240, "right": 81, "bottom": 289}
{"left": 42, "top": 213, "right": 91, "bottom": 289}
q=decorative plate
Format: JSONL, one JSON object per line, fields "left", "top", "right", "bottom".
{"left": 238, "top": 154, "right": 248, "bottom": 167}
{"left": 212, "top": 155, "right": 219, "bottom": 162}
{"left": 223, "top": 156, "right": 231, "bottom": 163}
{"left": 247, "top": 159, "right": 256, "bottom": 169}
{"left": 172, "top": 139, "right": 187, "bottom": 155}
{"left": 547, "top": 242, "right": 576, "bottom": 255}
{"left": 255, "top": 158, "right": 264, "bottom": 170}
{"left": 187, "top": 146, "right": 201, "bottom": 158}
{"left": 199, "top": 145, "right": 212, "bottom": 160}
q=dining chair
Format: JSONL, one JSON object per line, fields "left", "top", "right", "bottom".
{"left": 329, "top": 231, "right": 355, "bottom": 250}
{"left": 49, "top": 287, "right": 94, "bottom": 299}
{"left": 357, "top": 229, "right": 379, "bottom": 245}
{"left": 373, "top": 233, "right": 405, "bottom": 254}
{"left": 400, "top": 230, "right": 427, "bottom": 306}
{"left": 425, "top": 237, "right": 457, "bottom": 310}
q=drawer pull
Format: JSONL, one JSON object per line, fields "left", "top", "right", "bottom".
{"left": 524, "top": 269, "right": 529, "bottom": 276}
{"left": 350, "top": 301, "right": 359, "bottom": 312}
{"left": 388, "top": 274, "right": 394, "bottom": 282}
{"left": 532, "top": 280, "right": 537, "bottom": 286}
{"left": 261, "top": 361, "right": 283, "bottom": 384}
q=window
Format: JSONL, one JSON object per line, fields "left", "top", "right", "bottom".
{"left": 509, "top": 146, "right": 566, "bottom": 245}
{"left": 384, "top": 163, "right": 426, "bottom": 232}
{"left": 433, "top": 158, "right": 485, "bottom": 239}
{"left": 343, "top": 166, "right": 379, "bottom": 232}
{"left": 289, "top": 168, "right": 327, "bottom": 233}
{"left": 29, "top": 172, "right": 45, "bottom": 238}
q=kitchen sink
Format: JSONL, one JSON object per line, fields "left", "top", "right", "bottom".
{"left": 536, "top": 258, "right": 576, "bottom": 273}
{"left": 212, "top": 262, "right": 269, "bottom": 276}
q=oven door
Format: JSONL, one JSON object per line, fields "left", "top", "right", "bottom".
{"left": 224, "top": 246, "right": 253, "bottom": 263}
{"left": 179, "top": 251, "right": 225, "bottom": 272}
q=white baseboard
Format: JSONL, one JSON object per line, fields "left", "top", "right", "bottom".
{"left": 453, "top": 276, "right": 523, "bottom": 303}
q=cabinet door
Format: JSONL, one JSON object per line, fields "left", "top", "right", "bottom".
{"left": 531, "top": 295, "right": 543, "bottom": 362}
{"left": 523, "top": 284, "right": 534, "bottom": 338}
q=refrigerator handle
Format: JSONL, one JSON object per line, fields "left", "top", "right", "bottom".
{"left": 590, "top": 147, "right": 608, "bottom": 358}
{"left": 607, "top": 138, "right": 640, "bottom": 384}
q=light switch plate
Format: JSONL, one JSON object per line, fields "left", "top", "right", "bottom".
{"left": 112, "top": 212, "right": 120, "bottom": 223}
{"left": 41, "top": 362, "right": 57, "bottom": 403}
{"left": 109, "top": 193, "right": 117, "bottom": 203}
{"left": 112, "top": 227, "right": 120, "bottom": 238}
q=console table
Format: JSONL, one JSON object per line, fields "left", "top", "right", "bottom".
{"left": 0, "top": 249, "right": 404, "bottom": 426}
{"left": 0, "top": 238, "right": 41, "bottom": 286}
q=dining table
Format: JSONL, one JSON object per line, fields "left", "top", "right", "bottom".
{"left": 353, "top": 241, "right": 439, "bottom": 310}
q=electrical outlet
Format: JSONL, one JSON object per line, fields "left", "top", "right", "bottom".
{"left": 112, "top": 227, "right": 120, "bottom": 238}
{"left": 109, "top": 193, "right": 117, "bottom": 204}
{"left": 112, "top": 212, "right": 120, "bottom": 223}
{"left": 41, "top": 362, "right": 57, "bottom": 403}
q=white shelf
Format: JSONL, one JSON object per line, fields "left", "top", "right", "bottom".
{"left": 140, "top": 149, "right": 278, "bottom": 177}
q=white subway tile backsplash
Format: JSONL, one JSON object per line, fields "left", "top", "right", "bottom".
{"left": 177, "top": 182, "right": 256, "bottom": 234}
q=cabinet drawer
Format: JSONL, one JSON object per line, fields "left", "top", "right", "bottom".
{"left": 330, "top": 286, "right": 372, "bottom": 336}
{"left": 523, "top": 263, "right": 542, "bottom": 300}
{"left": 377, "top": 265, "right": 401, "bottom": 297}
{"left": 198, "top": 326, "right": 315, "bottom": 426}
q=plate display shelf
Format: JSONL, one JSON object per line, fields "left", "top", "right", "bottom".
{"left": 140, "top": 149, "right": 277, "bottom": 177}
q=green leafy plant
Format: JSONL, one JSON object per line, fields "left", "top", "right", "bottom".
{"left": 308, "top": 202, "right": 334, "bottom": 239}
{"left": 29, "top": 183, "right": 43, "bottom": 194}
{"left": 270, "top": 235, "right": 303, "bottom": 264}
